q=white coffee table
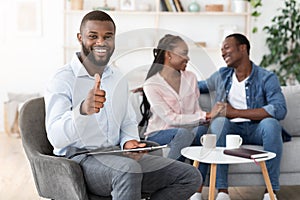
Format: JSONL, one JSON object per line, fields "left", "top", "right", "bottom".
{"left": 181, "top": 147, "right": 276, "bottom": 200}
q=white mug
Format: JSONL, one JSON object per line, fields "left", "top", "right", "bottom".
{"left": 200, "top": 134, "right": 216, "bottom": 149}
{"left": 226, "top": 135, "right": 243, "bottom": 149}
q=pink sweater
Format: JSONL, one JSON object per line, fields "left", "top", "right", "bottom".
{"left": 143, "top": 71, "right": 206, "bottom": 136}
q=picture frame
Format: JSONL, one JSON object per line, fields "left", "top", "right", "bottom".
{"left": 120, "top": 0, "right": 135, "bottom": 11}
{"left": 13, "top": 0, "right": 42, "bottom": 36}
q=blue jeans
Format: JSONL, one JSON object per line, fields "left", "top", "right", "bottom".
{"left": 147, "top": 128, "right": 196, "bottom": 161}
{"left": 147, "top": 126, "right": 210, "bottom": 179}
{"left": 211, "top": 117, "right": 283, "bottom": 190}
{"left": 72, "top": 153, "right": 202, "bottom": 200}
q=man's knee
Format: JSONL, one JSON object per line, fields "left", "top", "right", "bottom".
{"left": 186, "top": 163, "right": 203, "bottom": 189}
{"left": 210, "top": 117, "right": 230, "bottom": 132}
{"left": 115, "top": 158, "right": 143, "bottom": 174}
{"left": 175, "top": 161, "right": 202, "bottom": 188}
{"left": 260, "top": 118, "right": 282, "bottom": 137}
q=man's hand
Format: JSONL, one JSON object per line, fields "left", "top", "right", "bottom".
{"left": 123, "top": 140, "right": 147, "bottom": 160}
{"left": 124, "top": 140, "right": 146, "bottom": 149}
{"left": 223, "top": 102, "right": 237, "bottom": 119}
{"left": 80, "top": 73, "right": 106, "bottom": 115}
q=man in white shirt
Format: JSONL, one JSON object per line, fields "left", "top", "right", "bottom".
{"left": 45, "top": 10, "right": 201, "bottom": 199}
{"left": 198, "top": 33, "right": 288, "bottom": 200}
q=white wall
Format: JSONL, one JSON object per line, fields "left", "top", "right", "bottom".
{"left": 0, "top": 0, "right": 291, "bottom": 132}
{"left": 0, "top": 0, "right": 64, "bottom": 131}
{"left": 250, "top": 0, "right": 285, "bottom": 64}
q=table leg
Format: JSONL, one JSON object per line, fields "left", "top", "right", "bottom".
{"left": 209, "top": 163, "right": 217, "bottom": 200}
{"left": 259, "top": 161, "right": 276, "bottom": 200}
{"left": 193, "top": 160, "right": 199, "bottom": 168}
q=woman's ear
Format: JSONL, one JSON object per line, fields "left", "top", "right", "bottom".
{"left": 165, "top": 50, "right": 172, "bottom": 60}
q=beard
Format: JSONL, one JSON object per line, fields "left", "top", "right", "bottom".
{"left": 82, "top": 43, "right": 114, "bottom": 66}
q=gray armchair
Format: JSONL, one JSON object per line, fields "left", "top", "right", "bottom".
{"left": 19, "top": 97, "right": 159, "bottom": 200}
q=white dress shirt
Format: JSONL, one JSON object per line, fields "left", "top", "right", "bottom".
{"left": 45, "top": 53, "right": 140, "bottom": 156}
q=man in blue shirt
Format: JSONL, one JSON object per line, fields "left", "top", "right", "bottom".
{"left": 198, "top": 33, "right": 289, "bottom": 200}
{"left": 45, "top": 10, "right": 201, "bottom": 199}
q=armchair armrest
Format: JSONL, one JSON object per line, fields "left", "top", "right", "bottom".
{"left": 29, "top": 153, "right": 89, "bottom": 200}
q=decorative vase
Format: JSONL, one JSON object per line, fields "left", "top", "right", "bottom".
{"left": 188, "top": 1, "right": 200, "bottom": 12}
{"left": 232, "top": 0, "right": 246, "bottom": 13}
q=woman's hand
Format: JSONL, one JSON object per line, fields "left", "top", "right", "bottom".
{"left": 206, "top": 102, "right": 226, "bottom": 119}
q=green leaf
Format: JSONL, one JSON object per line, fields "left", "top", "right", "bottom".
{"left": 252, "top": 27, "right": 258, "bottom": 33}
{"left": 260, "top": 0, "right": 300, "bottom": 85}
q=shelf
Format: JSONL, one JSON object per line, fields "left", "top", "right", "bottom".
{"left": 65, "top": 10, "right": 248, "bottom": 16}
{"left": 158, "top": 11, "right": 249, "bottom": 16}
{"left": 64, "top": 10, "right": 157, "bottom": 15}
{"left": 63, "top": 0, "right": 250, "bottom": 65}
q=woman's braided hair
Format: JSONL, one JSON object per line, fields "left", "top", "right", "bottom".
{"left": 139, "top": 34, "right": 184, "bottom": 128}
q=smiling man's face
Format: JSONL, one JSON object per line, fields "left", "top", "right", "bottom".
{"left": 221, "top": 36, "right": 244, "bottom": 68}
{"left": 78, "top": 20, "right": 115, "bottom": 67}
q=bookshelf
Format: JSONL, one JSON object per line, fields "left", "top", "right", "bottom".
{"left": 64, "top": 0, "right": 251, "bottom": 68}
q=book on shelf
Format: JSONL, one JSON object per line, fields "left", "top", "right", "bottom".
{"left": 223, "top": 147, "right": 269, "bottom": 159}
{"left": 161, "top": 0, "right": 184, "bottom": 12}
{"left": 160, "top": 0, "right": 168, "bottom": 11}
{"left": 173, "top": 0, "right": 184, "bottom": 12}
{"left": 167, "top": 0, "right": 176, "bottom": 12}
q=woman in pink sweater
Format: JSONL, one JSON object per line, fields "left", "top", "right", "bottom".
{"left": 140, "top": 34, "right": 221, "bottom": 162}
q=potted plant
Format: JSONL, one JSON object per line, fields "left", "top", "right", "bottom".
{"left": 260, "top": 0, "right": 300, "bottom": 86}
{"left": 247, "top": 0, "right": 262, "bottom": 33}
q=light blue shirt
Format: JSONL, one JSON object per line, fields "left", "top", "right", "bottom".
{"left": 45, "top": 53, "right": 140, "bottom": 156}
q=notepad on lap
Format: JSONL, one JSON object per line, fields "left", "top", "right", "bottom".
{"left": 223, "top": 147, "right": 269, "bottom": 159}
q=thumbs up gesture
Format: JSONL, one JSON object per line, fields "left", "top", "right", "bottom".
{"left": 80, "top": 73, "right": 106, "bottom": 115}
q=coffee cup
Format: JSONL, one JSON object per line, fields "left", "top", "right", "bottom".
{"left": 200, "top": 134, "right": 216, "bottom": 149}
{"left": 226, "top": 135, "right": 243, "bottom": 149}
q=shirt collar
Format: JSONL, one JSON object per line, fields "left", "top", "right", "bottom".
{"left": 246, "top": 61, "right": 258, "bottom": 85}
{"left": 71, "top": 52, "right": 113, "bottom": 79}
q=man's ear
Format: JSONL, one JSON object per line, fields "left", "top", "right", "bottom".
{"left": 240, "top": 44, "right": 247, "bottom": 53}
{"left": 77, "top": 33, "right": 82, "bottom": 44}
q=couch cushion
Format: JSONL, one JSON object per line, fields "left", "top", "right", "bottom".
{"left": 280, "top": 85, "right": 300, "bottom": 137}
{"left": 199, "top": 93, "right": 213, "bottom": 112}
{"left": 280, "top": 137, "right": 300, "bottom": 173}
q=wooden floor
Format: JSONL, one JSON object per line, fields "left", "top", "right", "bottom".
{"left": 0, "top": 132, "right": 299, "bottom": 200}
{"left": 0, "top": 132, "right": 47, "bottom": 200}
